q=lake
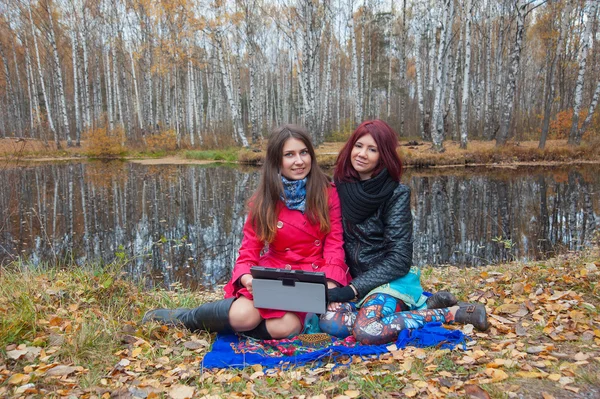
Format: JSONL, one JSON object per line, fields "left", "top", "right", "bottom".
{"left": 1, "top": 162, "right": 598, "bottom": 289}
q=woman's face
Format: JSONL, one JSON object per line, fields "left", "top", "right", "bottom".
{"left": 280, "top": 138, "right": 312, "bottom": 180}
{"left": 351, "top": 133, "right": 380, "bottom": 180}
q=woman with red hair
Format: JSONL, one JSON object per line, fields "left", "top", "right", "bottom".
{"left": 320, "top": 120, "right": 489, "bottom": 345}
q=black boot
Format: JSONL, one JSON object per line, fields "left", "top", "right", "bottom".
{"left": 243, "top": 320, "right": 272, "bottom": 340}
{"left": 454, "top": 303, "right": 489, "bottom": 331}
{"left": 142, "top": 297, "right": 235, "bottom": 333}
{"left": 426, "top": 291, "right": 458, "bottom": 309}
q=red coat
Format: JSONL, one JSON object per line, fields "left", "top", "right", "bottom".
{"left": 224, "top": 185, "right": 350, "bottom": 318}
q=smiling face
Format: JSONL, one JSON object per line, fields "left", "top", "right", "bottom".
{"left": 351, "top": 133, "right": 380, "bottom": 180}
{"left": 280, "top": 138, "right": 312, "bottom": 180}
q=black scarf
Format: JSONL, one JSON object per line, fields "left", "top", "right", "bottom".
{"left": 336, "top": 169, "right": 399, "bottom": 224}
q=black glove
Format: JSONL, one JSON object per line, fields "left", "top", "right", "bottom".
{"left": 327, "top": 286, "right": 356, "bottom": 303}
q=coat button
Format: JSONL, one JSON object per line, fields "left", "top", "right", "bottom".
{"left": 285, "top": 264, "right": 292, "bottom": 270}
{"left": 312, "top": 263, "right": 318, "bottom": 269}
{"left": 314, "top": 240, "right": 321, "bottom": 246}
{"left": 277, "top": 221, "right": 283, "bottom": 229}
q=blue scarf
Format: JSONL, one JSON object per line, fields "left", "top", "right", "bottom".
{"left": 280, "top": 176, "right": 307, "bottom": 212}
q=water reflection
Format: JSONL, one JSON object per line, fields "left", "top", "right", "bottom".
{"left": 1, "top": 163, "right": 598, "bottom": 289}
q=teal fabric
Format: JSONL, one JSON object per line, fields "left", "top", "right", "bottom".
{"left": 357, "top": 266, "right": 427, "bottom": 310}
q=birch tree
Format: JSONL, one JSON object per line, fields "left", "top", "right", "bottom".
{"left": 459, "top": 0, "right": 472, "bottom": 149}
{"left": 568, "top": 0, "right": 598, "bottom": 146}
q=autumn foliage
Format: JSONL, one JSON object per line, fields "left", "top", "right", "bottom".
{"left": 144, "top": 130, "right": 178, "bottom": 152}
{"left": 84, "top": 127, "right": 126, "bottom": 158}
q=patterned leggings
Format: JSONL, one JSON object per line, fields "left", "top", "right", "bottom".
{"left": 319, "top": 293, "right": 455, "bottom": 345}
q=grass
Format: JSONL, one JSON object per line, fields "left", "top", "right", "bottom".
{"left": 184, "top": 148, "right": 240, "bottom": 162}
{"left": 3, "top": 138, "right": 600, "bottom": 169}
{"left": 0, "top": 247, "right": 599, "bottom": 398}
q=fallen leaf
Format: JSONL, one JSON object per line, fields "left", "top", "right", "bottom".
{"left": 541, "top": 393, "right": 555, "bottom": 399}
{"left": 168, "top": 384, "right": 195, "bottom": 399}
{"left": 464, "top": 384, "right": 491, "bottom": 399}
{"left": 496, "top": 303, "right": 520, "bottom": 314}
{"left": 7, "top": 373, "right": 31, "bottom": 385}
{"left": 525, "top": 345, "right": 546, "bottom": 354}
{"left": 45, "top": 365, "right": 77, "bottom": 377}
{"left": 6, "top": 349, "right": 28, "bottom": 360}
{"left": 344, "top": 390, "right": 361, "bottom": 398}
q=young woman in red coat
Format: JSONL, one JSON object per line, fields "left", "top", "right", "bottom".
{"left": 143, "top": 125, "right": 349, "bottom": 339}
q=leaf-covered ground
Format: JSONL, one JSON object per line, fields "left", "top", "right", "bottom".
{"left": 1, "top": 247, "right": 599, "bottom": 399}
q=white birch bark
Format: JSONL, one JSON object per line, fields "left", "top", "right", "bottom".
{"left": 80, "top": 13, "right": 91, "bottom": 130}
{"left": 104, "top": 46, "right": 114, "bottom": 131}
{"left": 28, "top": 0, "right": 59, "bottom": 148}
{"left": 349, "top": 2, "right": 362, "bottom": 124}
{"left": 496, "top": 1, "right": 526, "bottom": 146}
{"left": 215, "top": 31, "right": 248, "bottom": 147}
{"left": 321, "top": 30, "right": 333, "bottom": 135}
{"left": 70, "top": 25, "right": 81, "bottom": 145}
{"left": 459, "top": 0, "right": 472, "bottom": 149}
{"left": 568, "top": 0, "right": 597, "bottom": 145}
{"left": 576, "top": 78, "right": 600, "bottom": 138}
{"left": 484, "top": 0, "right": 493, "bottom": 139}
{"left": 430, "top": 0, "right": 451, "bottom": 152}
{"left": 414, "top": 29, "right": 425, "bottom": 139}
{"left": 130, "top": 48, "right": 143, "bottom": 130}
{"left": 47, "top": 2, "right": 72, "bottom": 146}
{"left": 23, "top": 35, "right": 40, "bottom": 134}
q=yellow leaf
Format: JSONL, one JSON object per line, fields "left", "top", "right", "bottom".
{"left": 344, "top": 390, "right": 361, "bottom": 398}
{"left": 547, "top": 374, "right": 561, "bottom": 381}
{"left": 402, "top": 386, "right": 418, "bottom": 397}
{"left": 487, "top": 368, "right": 509, "bottom": 382}
{"left": 515, "top": 371, "right": 544, "bottom": 378}
{"left": 7, "top": 373, "right": 31, "bottom": 385}
{"left": 131, "top": 347, "right": 143, "bottom": 358}
{"left": 251, "top": 364, "right": 263, "bottom": 373}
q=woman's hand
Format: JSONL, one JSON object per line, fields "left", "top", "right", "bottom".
{"left": 327, "top": 285, "right": 356, "bottom": 303}
{"left": 240, "top": 274, "right": 254, "bottom": 294}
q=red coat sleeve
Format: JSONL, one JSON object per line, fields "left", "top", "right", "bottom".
{"left": 320, "top": 186, "right": 350, "bottom": 286}
{"left": 225, "top": 214, "right": 264, "bottom": 296}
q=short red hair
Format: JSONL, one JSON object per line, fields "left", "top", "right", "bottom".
{"left": 334, "top": 120, "right": 403, "bottom": 182}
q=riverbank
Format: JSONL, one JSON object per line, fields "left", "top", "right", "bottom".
{"left": 1, "top": 247, "right": 598, "bottom": 398}
{"left": 2, "top": 137, "right": 600, "bottom": 169}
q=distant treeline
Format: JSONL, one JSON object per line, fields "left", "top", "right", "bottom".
{"left": 0, "top": 0, "right": 598, "bottom": 151}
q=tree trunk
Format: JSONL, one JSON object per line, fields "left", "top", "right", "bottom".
{"left": 496, "top": 1, "right": 526, "bottom": 146}
{"left": 459, "top": 0, "right": 472, "bottom": 149}
{"left": 47, "top": 1, "right": 72, "bottom": 146}
{"left": 28, "top": 0, "right": 59, "bottom": 148}
{"left": 568, "top": 0, "right": 597, "bottom": 146}
{"left": 430, "top": 0, "right": 452, "bottom": 152}
{"left": 540, "top": 1, "right": 571, "bottom": 149}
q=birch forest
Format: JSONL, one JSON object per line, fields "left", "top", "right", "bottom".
{"left": 0, "top": 0, "right": 599, "bottom": 151}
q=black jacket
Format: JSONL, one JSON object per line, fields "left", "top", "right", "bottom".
{"left": 342, "top": 183, "right": 413, "bottom": 298}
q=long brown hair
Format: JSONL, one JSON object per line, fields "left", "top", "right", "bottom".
{"left": 250, "top": 125, "right": 331, "bottom": 243}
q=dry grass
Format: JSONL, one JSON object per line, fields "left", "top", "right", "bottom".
{"left": 2, "top": 137, "right": 599, "bottom": 168}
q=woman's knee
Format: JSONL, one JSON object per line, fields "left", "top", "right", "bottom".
{"left": 266, "top": 313, "right": 302, "bottom": 339}
{"left": 228, "top": 298, "right": 261, "bottom": 331}
{"left": 319, "top": 311, "right": 354, "bottom": 338}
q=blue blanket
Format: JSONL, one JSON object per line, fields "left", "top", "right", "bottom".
{"left": 202, "top": 322, "right": 467, "bottom": 369}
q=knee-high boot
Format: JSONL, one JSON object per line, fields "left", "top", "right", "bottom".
{"left": 142, "top": 297, "right": 235, "bottom": 333}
